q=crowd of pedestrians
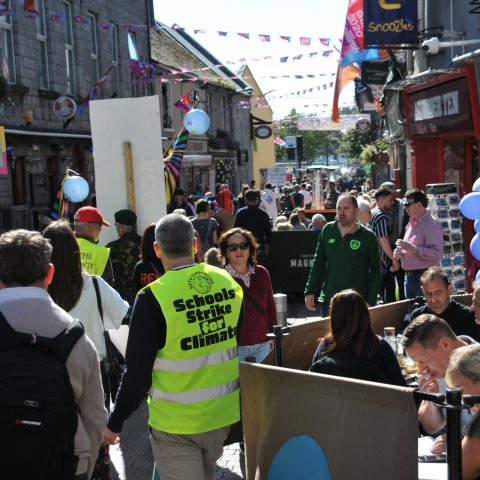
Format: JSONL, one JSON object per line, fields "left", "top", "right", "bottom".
{"left": 3, "top": 173, "right": 480, "bottom": 479}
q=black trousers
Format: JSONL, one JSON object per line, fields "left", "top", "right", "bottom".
{"left": 380, "top": 269, "right": 397, "bottom": 304}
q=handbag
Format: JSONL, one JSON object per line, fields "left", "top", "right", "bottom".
{"left": 92, "top": 276, "right": 123, "bottom": 403}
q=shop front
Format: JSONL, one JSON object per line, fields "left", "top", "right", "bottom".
{"left": 403, "top": 64, "right": 480, "bottom": 195}
{"left": 403, "top": 63, "right": 480, "bottom": 270}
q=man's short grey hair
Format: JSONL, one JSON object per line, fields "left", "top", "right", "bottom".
{"left": 73, "top": 222, "right": 90, "bottom": 236}
{"left": 357, "top": 199, "right": 371, "bottom": 214}
{"left": 311, "top": 214, "right": 326, "bottom": 228}
{"left": 155, "top": 214, "right": 194, "bottom": 258}
{"left": 446, "top": 344, "right": 480, "bottom": 384}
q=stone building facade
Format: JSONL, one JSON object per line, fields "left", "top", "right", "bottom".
{"left": 0, "top": 0, "right": 152, "bottom": 231}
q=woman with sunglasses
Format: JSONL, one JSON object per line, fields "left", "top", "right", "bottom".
{"left": 218, "top": 228, "right": 277, "bottom": 362}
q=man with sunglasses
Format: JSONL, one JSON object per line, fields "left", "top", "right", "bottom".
{"left": 393, "top": 189, "right": 443, "bottom": 299}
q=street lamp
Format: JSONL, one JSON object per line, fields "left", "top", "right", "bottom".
{"left": 421, "top": 37, "right": 480, "bottom": 55}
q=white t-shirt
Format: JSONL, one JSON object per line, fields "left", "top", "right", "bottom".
{"left": 261, "top": 188, "right": 280, "bottom": 221}
{"left": 69, "top": 273, "right": 129, "bottom": 361}
{"left": 300, "top": 189, "right": 312, "bottom": 206}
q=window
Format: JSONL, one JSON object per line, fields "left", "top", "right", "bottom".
{"left": 111, "top": 24, "right": 120, "bottom": 96}
{"left": 220, "top": 98, "right": 226, "bottom": 130}
{"left": 88, "top": 13, "right": 99, "bottom": 84}
{"left": 0, "top": 1, "right": 15, "bottom": 83}
{"left": 35, "top": 0, "right": 49, "bottom": 89}
{"left": 63, "top": 1, "right": 75, "bottom": 94}
{"left": 205, "top": 93, "right": 212, "bottom": 133}
{"left": 161, "top": 83, "right": 172, "bottom": 128}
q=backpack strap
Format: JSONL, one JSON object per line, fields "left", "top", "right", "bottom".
{"left": 0, "top": 310, "right": 84, "bottom": 362}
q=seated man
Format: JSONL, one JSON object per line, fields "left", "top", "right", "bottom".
{"left": 402, "top": 314, "right": 476, "bottom": 435}
{"left": 408, "top": 267, "right": 480, "bottom": 341}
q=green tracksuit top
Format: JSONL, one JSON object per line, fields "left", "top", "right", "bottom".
{"left": 304, "top": 221, "right": 381, "bottom": 306}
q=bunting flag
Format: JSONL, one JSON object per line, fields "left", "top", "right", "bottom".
{"left": 163, "top": 128, "right": 190, "bottom": 207}
{"left": 217, "top": 31, "right": 228, "bottom": 36}
{"left": 280, "top": 35, "right": 291, "bottom": 42}
{"left": 238, "top": 32, "right": 250, "bottom": 39}
{"left": 299, "top": 37, "right": 311, "bottom": 46}
{"left": 259, "top": 34, "right": 270, "bottom": 42}
{"left": 194, "top": 29, "right": 206, "bottom": 34}
{"left": 273, "top": 136, "right": 286, "bottom": 146}
{"left": 174, "top": 90, "right": 191, "bottom": 113}
{"left": 21, "top": 0, "right": 38, "bottom": 14}
{"left": 320, "top": 38, "right": 330, "bottom": 46}
{"left": 63, "top": 65, "right": 113, "bottom": 129}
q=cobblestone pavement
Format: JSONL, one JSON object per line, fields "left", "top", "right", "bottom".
{"left": 109, "top": 401, "right": 245, "bottom": 480}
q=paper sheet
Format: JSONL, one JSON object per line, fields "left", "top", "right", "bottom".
{"left": 108, "top": 325, "right": 129, "bottom": 358}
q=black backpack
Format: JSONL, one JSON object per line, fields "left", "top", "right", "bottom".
{"left": 0, "top": 311, "right": 84, "bottom": 480}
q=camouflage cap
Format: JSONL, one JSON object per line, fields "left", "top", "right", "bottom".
{"left": 114, "top": 209, "right": 137, "bottom": 226}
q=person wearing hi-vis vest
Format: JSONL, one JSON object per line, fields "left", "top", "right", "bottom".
{"left": 74, "top": 206, "right": 114, "bottom": 282}
{"left": 103, "top": 213, "right": 244, "bottom": 480}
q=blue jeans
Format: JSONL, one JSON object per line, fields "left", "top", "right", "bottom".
{"left": 404, "top": 269, "right": 426, "bottom": 299}
{"left": 238, "top": 341, "right": 273, "bottom": 363}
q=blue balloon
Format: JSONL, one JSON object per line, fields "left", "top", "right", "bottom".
{"left": 460, "top": 192, "right": 480, "bottom": 220}
{"left": 473, "top": 177, "right": 480, "bottom": 192}
{"left": 63, "top": 176, "right": 89, "bottom": 203}
{"left": 475, "top": 220, "right": 480, "bottom": 234}
{"left": 183, "top": 109, "right": 210, "bottom": 135}
{"left": 471, "top": 233, "right": 480, "bottom": 260}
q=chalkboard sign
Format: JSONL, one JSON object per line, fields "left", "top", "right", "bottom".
{"left": 265, "top": 230, "right": 320, "bottom": 294}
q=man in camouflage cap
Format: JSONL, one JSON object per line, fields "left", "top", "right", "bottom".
{"left": 106, "top": 209, "right": 141, "bottom": 305}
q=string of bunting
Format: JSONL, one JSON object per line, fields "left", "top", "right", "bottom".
{"left": 0, "top": 5, "right": 343, "bottom": 48}
{"left": 171, "top": 24, "right": 342, "bottom": 47}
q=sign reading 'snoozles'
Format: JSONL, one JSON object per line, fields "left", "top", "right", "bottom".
{"left": 364, "top": 0, "right": 418, "bottom": 46}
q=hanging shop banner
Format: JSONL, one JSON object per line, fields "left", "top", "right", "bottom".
{"left": 0, "top": 126, "right": 7, "bottom": 176}
{"left": 364, "top": 0, "right": 418, "bottom": 46}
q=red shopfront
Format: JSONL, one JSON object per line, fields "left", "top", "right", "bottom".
{"left": 403, "top": 63, "right": 480, "bottom": 195}
{"left": 403, "top": 63, "right": 480, "bottom": 268}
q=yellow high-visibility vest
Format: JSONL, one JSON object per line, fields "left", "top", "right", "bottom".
{"left": 76, "top": 237, "right": 110, "bottom": 276}
{"left": 147, "top": 263, "right": 243, "bottom": 434}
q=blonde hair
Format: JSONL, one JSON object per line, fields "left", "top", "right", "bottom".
{"left": 446, "top": 344, "right": 480, "bottom": 384}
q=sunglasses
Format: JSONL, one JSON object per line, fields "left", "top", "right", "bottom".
{"left": 227, "top": 242, "right": 249, "bottom": 252}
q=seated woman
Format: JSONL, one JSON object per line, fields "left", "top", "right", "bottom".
{"left": 446, "top": 344, "right": 480, "bottom": 480}
{"left": 310, "top": 289, "right": 405, "bottom": 386}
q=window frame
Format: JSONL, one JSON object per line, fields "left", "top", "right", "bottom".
{"left": 35, "top": 0, "right": 49, "bottom": 89}
{"left": 63, "top": 0, "right": 76, "bottom": 94}
{"left": 0, "top": 0, "right": 16, "bottom": 84}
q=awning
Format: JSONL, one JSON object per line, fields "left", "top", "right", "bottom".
{"left": 4, "top": 128, "right": 91, "bottom": 139}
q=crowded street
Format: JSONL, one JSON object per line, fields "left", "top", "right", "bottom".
{"left": 3, "top": 1, "right": 480, "bottom": 479}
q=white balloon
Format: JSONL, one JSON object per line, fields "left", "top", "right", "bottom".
{"left": 473, "top": 177, "right": 480, "bottom": 192}
{"left": 183, "top": 109, "right": 210, "bottom": 135}
{"left": 63, "top": 176, "right": 89, "bottom": 203}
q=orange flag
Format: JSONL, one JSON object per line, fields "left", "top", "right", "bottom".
{"left": 331, "top": 63, "right": 360, "bottom": 127}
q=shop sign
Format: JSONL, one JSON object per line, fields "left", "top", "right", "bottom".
{"left": 53, "top": 96, "right": 77, "bottom": 120}
{"left": 364, "top": 0, "right": 418, "bottom": 46}
{"left": 408, "top": 78, "right": 472, "bottom": 135}
{"left": 255, "top": 125, "right": 273, "bottom": 139}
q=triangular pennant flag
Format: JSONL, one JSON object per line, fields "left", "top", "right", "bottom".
{"left": 319, "top": 38, "right": 330, "bottom": 46}
{"left": 259, "top": 34, "right": 270, "bottom": 42}
{"left": 280, "top": 56, "right": 288, "bottom": 63}
{"left": 322, "top": 50, "right": 333, "bottom": 57}
{"left": 299, "top": 37, "right": 311, "bottom": 46}
{"left": 194, "top": 29, "right": 206, "bottom": 34}
{"left": 280, "top": 35, "right": 291, "bottom": 42}
{"left": 293, "top": 54, "right": 303, "bottom": 60}
{"left": 237, "top": 32, "right": 250, "bottom": 39}
{"left": 309, "top": 52, "right": 318, "bottom": 57}
{"left": 217, "top": 31, "right": 228, "bottom": 36}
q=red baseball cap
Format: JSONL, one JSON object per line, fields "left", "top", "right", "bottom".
{"left": 74, "top": 206, "right": 111, "bottom": 226}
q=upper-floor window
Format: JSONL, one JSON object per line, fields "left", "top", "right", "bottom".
{"left": 0, "top": 0, "right": 15, "bottom": 83}
{"left": 63, "top": 1, "right": 75, "bottom": 94}
{"left": 88, "top": 13, "right": 99, "bottom": 81}
{"left": 220, "top": 98, "right": 226, "bottom": 130}
{"left": 161, "top": 83, "right": 172, "bottom": 128}
{"left": 111, "top": 24, "right": 120, "bottom": 96}
{"left": 35, "top": 0, "right": 49, "bottom": 89}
